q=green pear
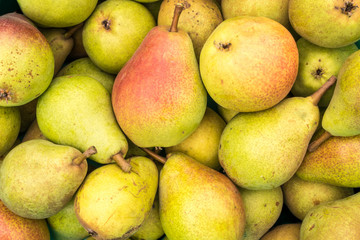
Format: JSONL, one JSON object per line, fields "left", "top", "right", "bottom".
{"left": 36, "top": 75, "right": 129, "bottom": 168}
{"left": 0, "top": 139, "right": 95, "bottom": 219}
{"left": 57, "top": 57, "right": 115, "bottom": 93}
{"left": 291, "top": 38, "right": 358, "bottom": 107}
{"left": 261, "top": 223, "right": 301, "bottom": 240}
{"left": 297, "top": 133, "right": 360, "bottom": 188}
{"left": 18, "top": 98, "right": 38, "bottom": 132}
{"left": 289, "top": 0, "right": 360, "bottom": 48}
{"left": 219, "top": 77, "right": 336, "bottom": 190}
{"left": 160, "top": 152, "right": 246, "bottom": 240}
{"left": 0, "top": 106, "right": 20, "bottom": 156}
{"left": 47, "top": 197, "right": 89, "bottom": 240}
{"left": 22, "top": 118, "right": 47, "bottom": 142}
{"left": 68, "top": 24, "right": 88, "bottom": 60}
{"left": 74, "top": 156, "right": 158, "bottom": 240}
{"left": 165, "top": 107, "right": 226, "bottom": 170}
{"left": 157, "top": 0, "right": 223, "bottom": 59}
{"left": 217, "top": 104, "right": 239, "bottom": 123}
{"left": 282, "top": 175, "right": 354, "bottom": 220}
{"left": 239, "top": 187, "right": 283, "bottom": 240}
{"left": 200, "top": 16, "right": 298, "bottom": 112}
{"left": 111, "top": 5, "right": 207, "bottom": 148}
{"left": 0, "top": 13, "right": 54, "bottom": 107}
{"left": 17, "top": 0, "right": 97, "bottom": 28}
{"left": 0, "top": 200, "right": 50, "bottom": 240}
{"left": 300, "top": 192, "right": 360, "bottom": 240}
{"left": 142, "top": 0, "right": 162, "bottom": 22}
{"left": 131, "top": 194, "right": 164, "bottom": 240}
{"left": 83, "top": 0, "right": 155, "bottom": 74}
{"left": 221, "top": 0, "right": 290, "bottom": 28}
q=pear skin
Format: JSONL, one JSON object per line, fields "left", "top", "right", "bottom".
{"left": 261, "top": 223, "right": 301, "bottom": 240}
{"left": 217, "top": 104, "right": 239, "bottom": 123}
{"left": 22, "top": 118, "right": 47, "bottom": 142}
{"left": 159, "top": 152, "right": 246, "bottom": 240}
{"left": 0, "top": 106, "right": 21, "bottom": 156}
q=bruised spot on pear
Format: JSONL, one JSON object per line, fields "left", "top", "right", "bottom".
{"left": 102, "top": 19, "right": 111, "bottom": 30}
{"left": 214, "top": 41, "right": 231, "bottom": 51}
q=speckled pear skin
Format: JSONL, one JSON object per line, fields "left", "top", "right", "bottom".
{"left": 297, "top": 134, "right": 360, "bottom": 188}
{"left": 0, "top": 13, "right": 54, "bottom": 107}
{"left": 37, "top": 75, "right": 128, "bottom": 164}
{"left": 159, "top": 152, "right": 246, "bottom": 240}
{"left": 300, "top": 192, "right": 360, "bottom": 240}
{"left": 219, "top": 97, "right": 319, "bottom": 190}
{"left": 322, "top": 50, "right": 360, "bottom": 136}
{"left": 0, "top": 106, "right": 21, "bottom": 156}
{"left": 74, "top": 157, "right": 158, "bottom": 240}
{"left": 0, "top": 200, "right": 50, "bottom": 240}
{"left": 112, "top": 26, "right": 207, "bottom": 148}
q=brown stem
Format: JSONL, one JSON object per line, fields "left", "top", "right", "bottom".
{"left": 308, "top": 130, "right": 332, "bottom": 152}
{"left": 141, "top": 148, "right": 167, "bottom": 164}
{"left": 309, "top": 75, "right": 337, "bottom": 106}
{"left": 112, "top": 153, "right": 131, "bottom": 173}
{"left": 64, "top": 22, "right": 84, "bottom": 39}
{"left": 72, "top": 146, "right": 97, "bottom": 165}
{"left": 169, "top": 3, "right": 184, "bottom": 32}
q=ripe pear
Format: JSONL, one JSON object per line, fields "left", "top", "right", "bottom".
{"left": 17, "top": 0, "right": 97, "bottom": 28}
{"left": 219, "top": 77, "right": 336, "bottom": 190}
{"left": 217, "top": 104, "right": 239, "bottom": 123}
{"left": 159, "top": 152, "right": 246, "bottom": 240}
{"left": 300, "top": 192, "right": 360, "bottom": 240}
{"left": 165, "top": 107, "right": 226, "bottom": 170}
{"left": 0, "top": 200, "right": 50, "bottom": 240}
{"left": 0, "top": 106, "right": 20, "bottom": 156}
{"left": 157, "top": 0, "right": 223, "bottom": 59}
{"left": 47, "top": 197, "right": 89, "bottom": 240}
{"left": 291, "top": 38, "right": 358, "bottom": 107}
{"left": 37, "top": 75, "right": 129, "bottom": 169}
{"left": 0, "top": 13, "right": 54, "bottom": 107}
{"left": 289, "top": 0, "right": 360, "bottom": 48}
{"left": 57, "top": 57, "right": 115, "bottom": 93}
{"left": 297, "top": 133, "right": 360, "bottom": 188}
{"left": 0, "top": 139, "right": 94, "bottom": 219}
{"left": 22, "top": 119, "right": 47, "bottom": 142}
{"left": 200, "top": 16, "right": 298, "bottom": 112}
{"left": 83, "top": 0, "right": 155, "bottom": 74}
{"left": 74, "top": 156, "right": 158, "bottom": 240}
{"left": 261, "top": 223, "right": 301, "bottom": 240}
{"left": 239, "top": 187, "right": 283, "bottom": 240}
{"left": 282, "top": 175, "right": 354, "bottom": 220}
{"left": 112, "top": 5, "right": 207, "bottom": 148}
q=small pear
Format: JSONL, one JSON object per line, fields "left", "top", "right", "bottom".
{"left": 261, "top": 223, "right": 301, "bottom": 240}
{"left": 0, "top": 139, "right": 95, "bottom": 219}
{"left": 0, "top": 106, "right": 21, "bottom": 156}
{"left": 74, "top": 156, "right": 158, "bottom": 240}
{"left": 282, "top": 175, "right": 354, "bottom": 220}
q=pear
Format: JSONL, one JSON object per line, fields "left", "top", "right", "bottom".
{"left": 22, "top": 118, "right": 47, "bottom": 142}
{"left": 17, "top": 0, "right": 97, "bottom": 28}
{"left": 18, "top": 98, "right": 38, "bottom": 132}
{"left": 74, "top": 156, "right": 158, "bottom": 240}
{"left": 143, "top": 0, "right": 162, "bottom": 21}
{"left": 157, "top": 0, "right": 223, "bottom": 59}
{"left": 0, "top": 200, "right": 50, "bottom": 240}
{"left": 112, "top": 4, "right": 207, "bottom": 148}
{"left": 82, "top": 0, "right": 155, "bottom": 74}
{"left": 47, "top": 197, "right": 89, "bottom": 240}
{"left": 282, "top": 175, "right": 354, "bottom": 220}
{"left": 289, "top": 0, "right": 360, "bottom": 48}
{"left": 0, "top": 13, "right": 54, "bottom": 107}
{"left": 239, "top": 187, "right": 283, "bottom": 240}
{"left": 219, "top": 76, "right": 336, "bottom": 190}
{"left": 200, "top": 16, "right": 298, "bottom": 112}
{"left": 217, "top": 104, "right": 239, "bottom": 123}
{"left": 300, "top": 192, "right": 360, "bottom": 240}
{"left": 159, "top": 152, "right": 246, "bottom": 240}
{"left": 165, "top": 107, "right": 226, "bottom": 170}
{"left": 298, "top": 133, "right": 360, "bottom": 188}
{"left": 0, "top": 139, "right": 95, "bottom": 219}
{"left": 0, "top": 106, "right": 21, "bottom": 156}
{"left": 261, "top": 223, "right": 301, "bottom": 240}
{"left": 57, "top": 57, "right": 115, "bottom": 93}
{"left": 68, "top": 24, "right": 88, "bottom": 60}
{"left": 36, "top": 75, "right": 129, "bottom": 170}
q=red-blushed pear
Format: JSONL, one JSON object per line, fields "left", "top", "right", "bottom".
{"left": 112, "top": 4, "right": 207, "bottom": 148}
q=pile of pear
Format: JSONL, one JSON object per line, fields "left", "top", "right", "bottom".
{"left": 1, "top": 0, "right": 360, "bottom": 239}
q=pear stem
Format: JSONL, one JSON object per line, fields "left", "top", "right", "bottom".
{"left": 169, "top": 4, "right": 184, "bottom": 32}
{"left": 308, "top": 130, "right": 332, "bottom": 152}
{"left": 64, "top": 22, "right": 84, "bottom": 39}
{"left": 310, "top": 75, "right": 337, "bottom": 106}
{"left": 141, "top": 148, "right": 167, "bottom": 164}
{"left": 112, "top": 153, "right": 132, "bottom": 173}
{"left": 72, "top": 146, "right": 97, "bottom": 165}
